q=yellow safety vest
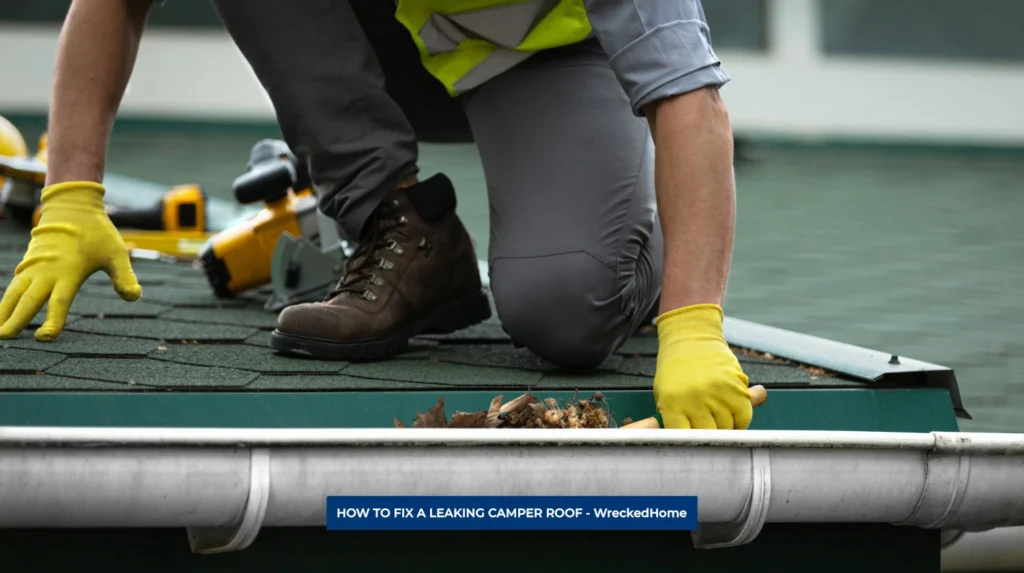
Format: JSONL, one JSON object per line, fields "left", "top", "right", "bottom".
{"left": 395, "top": 0, "right": 592, "bottom": 96}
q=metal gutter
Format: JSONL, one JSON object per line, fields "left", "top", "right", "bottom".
{"left": 723, "top": 317, "right": 971, "bottom": 419}
{"left": 1, "top": 427, "right": 1022, "bottom": 555}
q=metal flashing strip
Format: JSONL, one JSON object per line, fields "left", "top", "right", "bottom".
{"left": 724, "top": 317, "right": 970, "bottom": 419}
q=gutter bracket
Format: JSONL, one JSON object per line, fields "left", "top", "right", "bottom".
{"left": 692, "top": 448, "right": 771, "bottom": 549}
{"left": 897, "top": 453, "right": 970, "bottom": 530}
{"left": 941, "top": 528, "right": 966, "bottom": 549}
{"left": 187, "top": 448, "right": 271, "bottom": 554}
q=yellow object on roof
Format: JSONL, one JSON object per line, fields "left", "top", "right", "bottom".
{"left": 120, "top": 230, "right": 214, "bottom": 260}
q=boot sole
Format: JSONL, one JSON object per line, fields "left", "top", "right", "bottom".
{"left": 269, "top": 290, "right": 492, "bottom": 362}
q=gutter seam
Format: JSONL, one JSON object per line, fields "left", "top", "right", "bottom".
{"left": 692, "top": 447, "right": 772, "bottom": 548}
{"left": 187, "top": 448, "right": 270, "bottom": 554}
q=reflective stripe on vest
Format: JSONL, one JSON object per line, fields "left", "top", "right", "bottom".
{"left": 395, "top": 0, "right": 592, "bottom": 95}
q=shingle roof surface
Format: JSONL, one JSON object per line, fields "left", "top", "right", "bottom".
{"left": 7, "top": 121, "right": 1020, "bottom": 432}
{"left": 0, "top": 217, "right": 846, "bottom": 392}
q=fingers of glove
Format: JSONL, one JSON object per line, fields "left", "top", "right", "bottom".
{"left": 105, "top": 252, "right": 141, "bottom": 302}
{"left": 687, "top": 407, "right": 719, "bottom": 430}
{"left": 710, "top": 403, "right": 736, "bottom": 430}
{"left": 0, "top": 279, "right": 51, "bottom": 339}
{"left": 660, "top": 411, "right": 692, "bottom": 430}
{"left": 35, "top": 280, "right": 78, "bottom": 341}
{"left": 0, "top": 275, "right": 30, "bottom": 329}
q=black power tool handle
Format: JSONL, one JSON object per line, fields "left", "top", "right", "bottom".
{"left": 233, "top": 161, "right": 296, "bottom": 205}
{"left": 232, "top": 139, "right": 312, "bottom": 205}
{"left": 106, "top": 203, "right": 164, "bottom": 230}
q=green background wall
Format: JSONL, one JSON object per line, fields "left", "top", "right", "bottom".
{"left": 821, "top": 0, "right": 1024, "bottom": 61}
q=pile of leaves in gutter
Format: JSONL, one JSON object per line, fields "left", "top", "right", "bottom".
{"left": 394, "top": 391, "right": 612, "bottom": 429}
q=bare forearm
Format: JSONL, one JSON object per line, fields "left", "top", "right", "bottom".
{"left": 646, "top": 86, "right": 735, "bottom": 313}
{"left": 46, "top": 0, "right": 151, "bottom": 185}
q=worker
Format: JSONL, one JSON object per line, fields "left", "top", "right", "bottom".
{"left": 0, "top": 0, "right": 752, "bottom": 431}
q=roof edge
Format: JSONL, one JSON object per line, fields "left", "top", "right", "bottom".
{"left": 723, "top": 317, "right": 970, "bottom": 420}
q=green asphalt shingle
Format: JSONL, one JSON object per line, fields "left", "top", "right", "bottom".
{"left": 535, "top": 372, "right": 659, "bottom": 390}
{"left": 245, "top": 374, "right": 444, "bottom": 391}
{"left": 78, "top": 284, "right": 248, "bottom": 307}
{"left": 0, "top": 250, "right": 27, "bottom": 268}
{"left": 615, "top": 357, "right": 657, "bottom": 377}
{"left": 0, "top": 231, "right": 27, "bottom": 253}
{"left": 46, "top": 357, "right": 258, "bottom": 388}
{"left": 429, "top": 344, "right": 625, "bottom": 373}
{"left": 159, "top": 307, "right": 279, "bottom": 329}
{"left": 418, "top": 318, "right": 511, "bottom": 343}
{"left": 614, "top": 336, "right": 659, "bottom": 356}
{"left": 341, "top": 360, "right": 545, "bottom": 389}
{"left": 65, "top": 317, "right": 257, "bottom": 342}
{"left": 0, "top": 373, "right": 137, "bottom": 391}
{"left": 68, "top": 295, "right": 170, "bottom": 318}
{"left": 3, "top": 331, "right": 159, "bottom": 357}
{"left": 29, "top": 311, "right": 81, "bottom": 328}
{"left": 151, "top": 344, "right": 346, "bottom": 374}
{"left": 83, "top": 271, "right": 170, "bottom": 287}
{"left": 243, "top": 330, "right": 273, "bottom": 348}
{"left": 0, "top": 347, "right": 67, "bottom": 373}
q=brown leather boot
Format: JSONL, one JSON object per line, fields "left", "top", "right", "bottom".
{"left": 271, "top": 173, "right": 490, "bottom": 360}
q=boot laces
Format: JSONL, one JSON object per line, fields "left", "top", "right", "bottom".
{"left": 325, "top": 199, "right": 407, "bottom": 300}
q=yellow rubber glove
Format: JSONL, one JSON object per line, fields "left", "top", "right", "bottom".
{"left": 654, "top": 304, "right": 752, "bottom": 430}
{"left": 0, "top": 182, "right": 141, "bottom": 341}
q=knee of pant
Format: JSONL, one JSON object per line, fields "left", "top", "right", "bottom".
{"left": 491, "top": 252, "right": 625, "bottom": 370}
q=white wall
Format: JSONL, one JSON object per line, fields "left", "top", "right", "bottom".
{"left": 0, "top": 25, "right": 274, "bottom": 120}
{"left": 2, "top": 0, "right": 1023, "bottom": 145}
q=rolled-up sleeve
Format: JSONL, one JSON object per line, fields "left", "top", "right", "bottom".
{"left": 583, "top": 0, "right": 731, "bottom": 116}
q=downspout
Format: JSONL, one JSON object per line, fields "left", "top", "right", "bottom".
{"left": 0, "top": 427, "right": 1022, "bottom": 555}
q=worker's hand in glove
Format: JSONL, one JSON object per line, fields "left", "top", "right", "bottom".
{"left": 0, "top": 181, "right": 141, "bottom": 341}
{"left": 653, "top": 304, "right": 753, "bottom": 430}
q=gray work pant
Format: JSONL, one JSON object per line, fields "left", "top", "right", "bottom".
{"left": 210, "top": 0, "right": 729, "bottom": 368}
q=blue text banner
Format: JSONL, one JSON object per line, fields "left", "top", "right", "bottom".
{"left": 326, "top": 496, "right": 697, "bottom": 531}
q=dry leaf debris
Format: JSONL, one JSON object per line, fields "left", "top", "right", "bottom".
{"left": 395, "top": 391, "right": 612, "bottom": 429}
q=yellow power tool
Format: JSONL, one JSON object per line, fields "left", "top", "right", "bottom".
{"left": 112, "top": 183, "right": 211, "bottom": 258}
{"left": 0, "top": 153, "right": 211, "bottom": 257}
{"left": 199, "top": 139, "right": 351, "bottom": 310}
{"left": 26, "top": 183, "right": 208, "bottom": 233}
{"left": 0, "top": 124, "right": 211, "bottom": 258}
{"left": 1, "top": 116, "right": 208, "bottom": 227}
